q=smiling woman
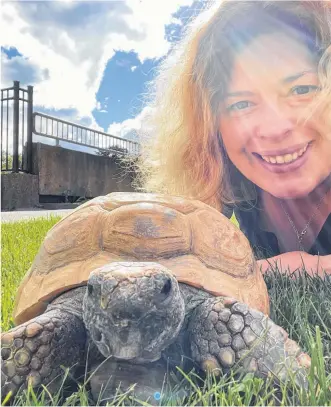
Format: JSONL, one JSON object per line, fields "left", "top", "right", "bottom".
{"left": 134, "top": 0, "right": 331, "bottom": 277}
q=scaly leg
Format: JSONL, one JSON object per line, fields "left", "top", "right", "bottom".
{"left": 1, "top": 290, "right": 86, "bottom": 400}
{"left": 188, "top": 297, "right": 310, "bottom": 387}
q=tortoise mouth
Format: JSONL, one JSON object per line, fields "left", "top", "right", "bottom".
{"left": 112, "top": 347, "right": 161, "bottom": 363}
{"left": 138, "top": 349, "right": 162, "bottom": 362}
{"left": 93, "top": 325, "right": 145, "bottom": 360}
{"left": 92, "top": 325, "right": 162, "bottom": 362}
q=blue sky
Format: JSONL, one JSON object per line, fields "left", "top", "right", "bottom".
{"left": 2, "top": 0, "right": 200, "bottom": 142}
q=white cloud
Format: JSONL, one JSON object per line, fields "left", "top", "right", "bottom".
{"left": 1, "top": 0, "right": 193, "bottom": 126}
{"left": 131, "top": 66, "right": 137, "bottom": 72}
{"left": 121, "top": 0, "right": 194, "bottom": 61}
{"left": 107, "top": 105, "right": 154, "bottom": 142}
{"left": 1, "top": 53, "right": 49, "bottom": 87}
{"left": 95, "top": 101, "right": 108, "bottom": 113}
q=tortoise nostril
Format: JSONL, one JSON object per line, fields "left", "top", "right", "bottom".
{"left": 87, "top": 284, "right": 93, "bottom": 295}
{"left": 161, "top": 278, "right": 172, "bottom": 296}
{"left": 94, "top": 328, "right": 102, "bottom": 342}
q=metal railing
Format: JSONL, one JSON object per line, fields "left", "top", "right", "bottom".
{"left": 33, "top": 112, "right": 140, "bottom": 156}
{"left": 1, "top": 81, "right": 140, "bottom": 174}
{"left": 1, "top": 81, "right": 33, "bottom": 172}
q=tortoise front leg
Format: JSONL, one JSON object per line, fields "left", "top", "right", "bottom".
{"left": 1, "top": 294, "right": 86, "bottom": 400}
{"left": 187, "top": 297, "right": 310, "bottom": 387}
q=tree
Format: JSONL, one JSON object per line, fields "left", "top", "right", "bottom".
{"left": 96, "top": 145, "right": 129, "bottom": 157}
{"left": 1, "top": 151, "right": 23, "bottom": 171}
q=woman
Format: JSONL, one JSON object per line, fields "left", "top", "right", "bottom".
{"left": 134, "top": 0, "right": 331, "bottom": 277}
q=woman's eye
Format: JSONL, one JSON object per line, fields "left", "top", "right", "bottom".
{"left": 227, "top": 100, "right": 253, "bottom": 111}
{"left": 291, "top": 85, "right": 320, "bottom": 95}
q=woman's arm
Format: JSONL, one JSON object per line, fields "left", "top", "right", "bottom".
{"left": 257, "top": 252, "right": 331, "bottom": 277}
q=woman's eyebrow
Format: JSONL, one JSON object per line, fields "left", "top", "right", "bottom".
{"left": 225, "top": 90, "right": 255, "bottom": 98}
{"left": 283, "top": 69, "right": 316, "bottom": 83}
{"left": 224, "top": 69, "right": 317, "bottom": 98}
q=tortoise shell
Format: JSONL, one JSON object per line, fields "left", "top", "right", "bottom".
{"left": 13, "top": 193, "right": 269, "bottom": 324}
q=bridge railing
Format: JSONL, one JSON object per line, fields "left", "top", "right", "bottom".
{"left": 33, "top": 112, "right": 140, "bottom": 156}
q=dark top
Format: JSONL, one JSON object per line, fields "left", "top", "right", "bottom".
{"left": 223, "top": 201, "right": 331, "bottom": 260}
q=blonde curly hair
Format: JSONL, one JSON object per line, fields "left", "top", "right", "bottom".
{"left": 133, "top": 0, "right": 331, "bottom": 212}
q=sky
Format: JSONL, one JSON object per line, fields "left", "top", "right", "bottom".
{"left": 1, "top": 0, "right": 202, "bottom": 145}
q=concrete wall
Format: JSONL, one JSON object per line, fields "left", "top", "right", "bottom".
{"left": 1, "top": 143, "right": 137, "bottom": 210}
{"left": 1, "top": 173, "right": 39, "bottom": 210}
{"left": 33, "top": 143, "right": 136, "bottom": 198}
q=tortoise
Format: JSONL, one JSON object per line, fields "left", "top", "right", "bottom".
{"left": 1, "top": 192, "right": 310, "bottom": 403}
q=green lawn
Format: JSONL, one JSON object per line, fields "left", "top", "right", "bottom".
{"left": 1, "top": 217, "right": 331, "bottom": 406}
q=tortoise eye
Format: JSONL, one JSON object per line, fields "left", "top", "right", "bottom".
{"left": 87, "top": 284, "right": 93, "bottom": 295}
{"left": 160, "top": 279, "right": 172, "bottom": 296}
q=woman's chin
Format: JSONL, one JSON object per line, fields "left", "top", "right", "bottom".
{"left": 260, "top": 182, "right": 315, "bottom": 200}
{"left": 259, "top": 171, "right": 331, "bottom": 201}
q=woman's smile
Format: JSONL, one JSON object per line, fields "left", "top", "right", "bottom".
{"left": 252, "top": 141, "right": 312, "bottom": 174}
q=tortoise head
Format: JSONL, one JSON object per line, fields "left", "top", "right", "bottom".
{"left": 82, "top": 262, "right": 185, "bottom": 363}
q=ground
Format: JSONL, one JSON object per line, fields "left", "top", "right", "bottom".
{"left": 1, "top": 216, "right": 331, "bottom": 406}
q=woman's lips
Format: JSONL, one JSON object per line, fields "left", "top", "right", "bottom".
{"left": 256, "top": 142, "right": 309, "bottom": 157}
{"left": 253, "top": 142, "right": 312, "bottom": 174}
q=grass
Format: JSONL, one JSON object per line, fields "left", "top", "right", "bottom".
{"left": 1, "top": 217, "right": 62, "bottom": 331}
{"left": 1, "top": 216, "right": 331, "bottom": 406}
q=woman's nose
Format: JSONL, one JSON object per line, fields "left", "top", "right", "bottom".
{"left": 255, "top": 102, "right": 295, "bottom": 141}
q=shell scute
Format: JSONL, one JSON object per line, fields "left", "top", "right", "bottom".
{"left": 102, "top": 203, "right": 191, "bottom": 259}
{"left": 189, "top": 209, "right": 253, "bottom": 277}
{"left": 38, "top": 207, "right": 102, "bottom": 275}
{"left": 103, "top": 192, "right": 200, "bottom": 214}
{"left": 44, "top": 207, "right": 100, "bottom": 254}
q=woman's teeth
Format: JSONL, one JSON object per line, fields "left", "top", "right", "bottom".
{"left": 261, "top": 144, "right": 308, "bottom": 164}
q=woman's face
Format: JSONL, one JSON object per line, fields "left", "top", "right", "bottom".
{"left": 219, "top": 32, "right": 331, "bottom": 199}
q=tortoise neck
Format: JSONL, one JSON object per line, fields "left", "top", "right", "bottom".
{"left": 47, "top": 286, "right": 85, "bottom": 320}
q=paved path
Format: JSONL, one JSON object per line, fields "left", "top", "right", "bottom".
{"left": 1, "top": 209, "right": 73, "bottom": 223}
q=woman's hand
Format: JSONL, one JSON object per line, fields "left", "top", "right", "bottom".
{"left": 257, "top": 252, "right": 331, "bottom": 278}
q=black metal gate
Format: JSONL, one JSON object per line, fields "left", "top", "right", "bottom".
{"left": 1, "top": 81, "right": 33, "bottom": 173}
